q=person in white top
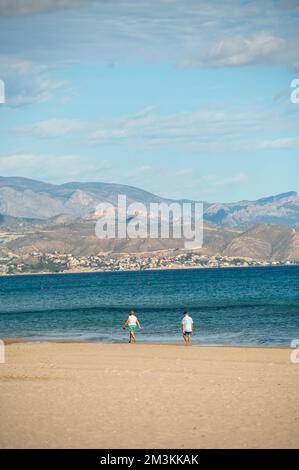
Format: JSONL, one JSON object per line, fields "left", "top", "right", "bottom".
{"left": 122, "top": 310, "right": 142, "bottom": 343}
{"left": 182, "top": 311, "right": 193, "bottom": 345}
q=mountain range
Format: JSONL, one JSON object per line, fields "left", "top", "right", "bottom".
{"left": 0, "top": 176, "right": 298, "bottom": 262}
{"left": 0, "top": 176, "right": 298, "bottom": 227}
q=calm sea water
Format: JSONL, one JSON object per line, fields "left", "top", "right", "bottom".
{"left": 0, "top": 266, "right": 298, "bottom": 346}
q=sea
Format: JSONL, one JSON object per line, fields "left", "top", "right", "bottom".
{"left": 0, "top": 265, "right": 298, "bottom": 346}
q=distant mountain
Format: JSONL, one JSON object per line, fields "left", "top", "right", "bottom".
{"left": 0, "top": 177, "right": 298, "bottom": 261}
{"left": 0, "top": 176, "right": 175, "bottom": 219}
{"left": 0, "top": 176, "right": 298, "bottom": 228}
{"left": 204, "top": 191, "right": 299, "bottom": 227}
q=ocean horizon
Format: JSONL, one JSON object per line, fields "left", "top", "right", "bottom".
{"left": 0, "top": 265, "right": 298, "bottom": 346}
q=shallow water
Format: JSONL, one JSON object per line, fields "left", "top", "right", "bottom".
{"left": 0, "top": 265, "right": 298, "bottom": 346}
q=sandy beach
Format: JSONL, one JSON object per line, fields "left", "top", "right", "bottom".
{"left": 0, "top": 342, "right": 298, "bottom": 449}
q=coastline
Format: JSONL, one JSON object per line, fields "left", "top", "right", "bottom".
{"left": 2, "top": 337, "right": 290, "bottom": 349}
{"left": 0, "top": 262, "right": 297, "bottom": 278}
{"left": 1, "top": 342, "right": 298, "bottom": 448}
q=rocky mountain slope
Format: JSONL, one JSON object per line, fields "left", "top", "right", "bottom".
{"left": 0, "top": 177, "right": 176, "bottom": 219}
{"left": 223, "top": 224, "right": 299, "bottom": 261}
{"left": 0, "top": 177, "right": 298, "bottom": 262}
{"left": 204, "top": 191, "right": 299, "bottom": 227}
{"left": 0, "top": 177, "right": 298, "bottom": 227}
{"left": 1, "top": 215, "right": 298, "bottom": 262}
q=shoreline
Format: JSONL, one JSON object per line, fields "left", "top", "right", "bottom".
{"left": 0, "top": 262, "right": 297, "bottom": 278}
{"left": 2, "top": 337, "right": 290, "bottom": 349}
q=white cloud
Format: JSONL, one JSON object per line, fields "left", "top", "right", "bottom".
{"left": 89, "top": 108, "right": 232, "bottom": 146}
{"left": 0, "top": 1, "right": 298, "bottom": 112}
{"left": 256, "top": 137, "right": 299, "bottom": 149}
{"left": 0, "top": 0, "right": 87, "bottom": 16}
{"left": 0, "top": 1, "right": 298, "bottom": 70}
{"left": 15, "top": 119, "right": 89, "bottom": 138}
{"left": 0, "top": 153, "right": 79, "bottom": 176}
{"left": 192, "top": 32, "right": 287, "bottom": 67}
{"left": 11, "top": 106, "right": 241, "bottom": 145}
{"left": 8, "top": 104, "right": 298, "bottom": 153}
{"left": 0, "top": 56, "right": 71, "bottom": 106}
{"left": 0, "top": 153, "right": 111, "bottom": 182}
{"left": 202, "top": 172, "right": 247, "bottom": 186}
{"left": 86, "top": 106, "right": 298, "bottom": 152}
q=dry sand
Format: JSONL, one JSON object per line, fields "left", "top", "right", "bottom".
{"left": 0, "top": 342, "right": 298, "bottom": 449}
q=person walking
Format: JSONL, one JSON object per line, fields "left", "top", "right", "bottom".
{"left": 182, "top": 311, "right": 193, "bottom": 345}
{"left": 123, "top": 310, "right": 142, "bottom": 343}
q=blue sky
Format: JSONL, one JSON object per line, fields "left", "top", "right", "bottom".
{"left": 0, "top": 0, "right": 298, "bottom": 202}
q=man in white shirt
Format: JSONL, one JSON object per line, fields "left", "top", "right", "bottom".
{"left": 182, "top": 311, "right": 193, "bottom": 345}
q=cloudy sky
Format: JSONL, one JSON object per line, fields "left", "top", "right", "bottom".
{"left": 0, "top": 0, "right": 298, "bottom": 201}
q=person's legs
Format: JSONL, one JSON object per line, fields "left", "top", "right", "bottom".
{"left": 131, "top": 330, "right": 136, "bottom": 343}
{"left": 184, "top": 331, "right": 191, "bottom": 345}
{"left": 129, "top": 326, "right": 136, "bottom": 343}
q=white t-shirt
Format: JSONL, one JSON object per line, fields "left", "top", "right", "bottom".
{"left": 128, "top": 314, "right": 137, "bottom": 326}
{"left": 182, "top": 315, "right": 193, "bottom": 332}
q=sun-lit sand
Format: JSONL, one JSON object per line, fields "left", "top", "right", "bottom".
{"left": 0, "top": 342, "right": 298, "bottom": 448}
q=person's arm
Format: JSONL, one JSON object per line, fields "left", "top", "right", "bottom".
{"left": 122, "top": 316, "right": 129, "bottom": 329}
{"left": 136, "top": 318, "right": 143, "bottom": 329}
{"left": 182, "top": 319, "right": 185, "bottom": 333}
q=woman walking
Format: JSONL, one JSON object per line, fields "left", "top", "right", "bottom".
{"left": 123, "top": 310, "right": 143, "bottom": 343}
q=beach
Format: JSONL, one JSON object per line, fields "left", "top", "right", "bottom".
{"left": 0, "top": 342, "right": 298, "bottom": 449}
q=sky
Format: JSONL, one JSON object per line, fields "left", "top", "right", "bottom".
{"left": 0, "top": 0, "right": 298, "bottom": 202}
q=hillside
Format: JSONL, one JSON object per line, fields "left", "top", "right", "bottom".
{"left": 1, "top": 215, "right": 298, "bottom": 262}
{"left": 0, "top": 177, "right": 298, "bottom": 227}
{"left": 0, "top": 177, "right": 298, "bottom": 263}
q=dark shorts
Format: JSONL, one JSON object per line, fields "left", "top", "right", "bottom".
{"left": 183, "top": 331, "right": 192, "bottom": 336}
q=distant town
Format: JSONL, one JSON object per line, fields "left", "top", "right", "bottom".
{"left": 0, "top": 250, "right": 294, "bottom": 276}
